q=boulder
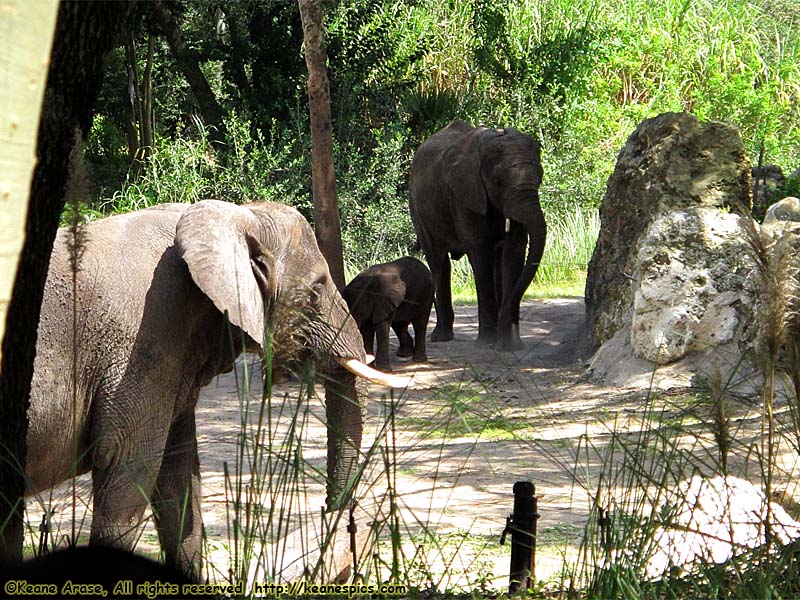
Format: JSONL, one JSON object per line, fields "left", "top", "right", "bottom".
{"left": 641, "top": 476, "right": 800, "bottom": 579}
{"left": 763, "top": 196, "right": 800, "bottom": 227}
{"left": 630, "top": 208, "right": 756, "bottom": 365}
{"left": 585, "top": 112, "right": 751, "bottom": 352}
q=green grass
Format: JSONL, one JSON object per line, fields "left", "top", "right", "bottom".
{"left": 397, "top": 383, "right": 522, "bottom": 442}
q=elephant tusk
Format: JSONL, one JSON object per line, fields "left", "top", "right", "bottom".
{"left": 337, "top": 357, "right": 414, "bottom": 389}
{"left": 365, "top": 354, "right": 375, "bottom": 365}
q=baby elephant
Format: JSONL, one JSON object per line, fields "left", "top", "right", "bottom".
{"left": 343, "top": 257, "right": 434, "bottom": 371}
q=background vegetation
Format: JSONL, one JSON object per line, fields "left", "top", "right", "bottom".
{"left": 79, "top": 0, "right": 800, "bottom": 293}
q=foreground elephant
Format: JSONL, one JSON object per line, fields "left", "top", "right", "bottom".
{"left": 25, "top": 200, "right": 404, "bottom": 576}
{"left": 342, "top": 257, "right": 434, "bottom": 370}
{"left": 409, "top": 120, "right": 547, "bottom": 350}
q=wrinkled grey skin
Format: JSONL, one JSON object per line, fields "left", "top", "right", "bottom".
{"left": 409, "top": 120, "right": 547, "bottom": 351}
{"left": 26, "top": 200, "right": 365, "bottom": 577}
{"left": 342, "top": 257, "right": 434, "bottom": 371}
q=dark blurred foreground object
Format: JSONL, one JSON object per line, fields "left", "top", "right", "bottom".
{"left": 0, "top": 544, "right": 215, "bottom": 599}
{"left": 0, "top": 0, "right": 134, "bottom": 560}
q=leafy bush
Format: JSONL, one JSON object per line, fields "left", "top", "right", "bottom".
{"left": 79, "top": 0, "right": 800, "bottom": 289}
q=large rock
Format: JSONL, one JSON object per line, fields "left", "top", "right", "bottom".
{"left": 763, "top": 196, "right": 800, "bottom": 227}
{"left": 590, "top": 192, "right": 800, "bottom": 388}
{"left": 630, "top": 208, "right": 757, "bottom": 365}
{"left": 641, "top": 476, "right": 800, "bottom": 579}
{"left": 585, "top": 112, "right": 751, "bottom": 352}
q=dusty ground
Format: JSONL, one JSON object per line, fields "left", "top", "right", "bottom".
{"left": 25, "top": 297, "right": 800, "bottom": 592}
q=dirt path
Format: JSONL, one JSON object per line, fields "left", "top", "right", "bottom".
{"left": 27, "top": 297, "right": 799, "bottom": 591}
{"left": 191, "top": 297, "right": 618, "bottom": 587}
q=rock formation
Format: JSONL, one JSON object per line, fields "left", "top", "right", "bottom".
{"left": 763, "top": 196, "right": 800, "bottom": 227}
{"left": 584, "top": 112, "right": 759, "bottom": 388}
{"left": 585, "top": 112, "right": 751, "bottom": 352}
{"left": 641, "top": 476, "right": 800, "bottom": 579}
{"left": 630, "top": 208, "right": 757, "bottom": 365}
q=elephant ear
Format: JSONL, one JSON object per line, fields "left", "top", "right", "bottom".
{"left": 175, "top": 200, "right": 273, "bottom": 348}
{"left": 443, "top": 127, "right": 489, "bottom": 215}
{"left": 370, "top": 272, "right": 405, "bottom": 325}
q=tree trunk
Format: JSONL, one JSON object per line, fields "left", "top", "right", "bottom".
{"left": 0, "top": 2, "right": 58, "bottom": 356}
{"left": 124, "top": 30, "right": 155, "bottom": 174}
{"left": 0, "top": 0, "right": 131, "bottom": 560}
{"left": 0, "top": 1, "right": 59, "bottom": 558}
{"left": 124, "top": 31, "right": 141, "bottom": 164}
{"left": 299, "top": 0, "right": 360, "bottom": 523}
{"left": 0, "top": 0, "right": 59, "bottom": 561}
{"left": 298, "top": 0, "right": 346, "bottom": 290}
{"left": 220, "top": 6, "right": 251, "bottom": 98}
{"left": 151, "top": 0, "right": 226, "bottom": 151}
{"left": 140, "top": 34, "right": 155, "bottom": 161}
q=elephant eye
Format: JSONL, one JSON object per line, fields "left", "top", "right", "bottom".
{"left": 310, "top": 273, "right": 328, "bottom": 303}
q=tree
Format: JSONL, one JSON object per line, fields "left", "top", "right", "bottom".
{"left": 151, "top": 0, "right": 226, "bottom": 151}
{"left": 298, "top": 0, "right": 346, "bottom": 290}
{"left": 124, "top": 29, "right": 156, "bottom": 171}
{"left": 0, "top": 0, "right": 59, "bottom": 559}
{"left": 297, "top": 4, "right": 365, "bottom": 538}
{"left": 0, "top": 0, "right": 132, "bottom": 560}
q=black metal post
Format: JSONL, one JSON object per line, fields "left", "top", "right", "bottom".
{"left": 347, "top": 502, "right": 358, "bottom": 575}
{"left": 501, "top": 481, "right": 539, "bottom": 595}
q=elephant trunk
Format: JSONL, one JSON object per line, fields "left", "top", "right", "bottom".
{"left": 497, "top": 201, "right": 547, "bottom": 350}
{"left": 323, "top": 369, "right": 366, "bottom": 511}
{"left": 323, "top": 291, "right": 368, "bottom": 362}
{"left": 320, "top": 290, "right": 412, "bottom": 511}
{"left": 316, "top": 289, "right": 367, "bottom": 514}
{"left": 516, "top": 203, "right": 547, "bottom": 301}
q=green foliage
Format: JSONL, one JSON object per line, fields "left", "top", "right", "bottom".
{"left": 80, "top": 0, "right": 800, "bottom": 287}
{"left": 472, "top": 0, "right": 603, "bottom": 124}
{"left": 84, "top": 114, "right": 130, "bottom": 195}
{"left": 336, "top": 123, "right": 416, "bottom": 267}
{"left": 785, "top": 171, "right": 800, "bottom": 198}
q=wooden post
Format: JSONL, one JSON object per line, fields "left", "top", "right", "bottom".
{"left": 501, "top": 481, "right": 539, "bottom": 594}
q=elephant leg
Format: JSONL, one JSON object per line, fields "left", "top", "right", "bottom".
{"left": 497, "top": 222, "right": 527, "bottom": 351}
{"left": 429, "top": 252, "right": 454, "bottom": 342}
{"left": 410, "top": 306, "right": 431, "bottom": 363}
{"left": 493, "top": 240, "right": 504, "bottom": 311}
{"left": 467, "top": 248, "right": 499, "bottom": 346}
{"left": 393, "top": 321, "right": 414, "bottom": 358}
{"left": 374, "top": 320, "right": 392, "bottom": 371}
{"left": 150, "top": 410, "right": 203, "bottom": 578}
{"left": 90, "top": 403, "right": 171, "bottom": 554}
{"left": 361, "top": 323, "right": 375, "bottom": 356}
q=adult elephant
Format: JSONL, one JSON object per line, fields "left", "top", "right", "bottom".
{"left": 409, "top": 120, "right": 547, "bottom": 351}
{"left": 25, "top": 200, "right": 406, "bottom": 577}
